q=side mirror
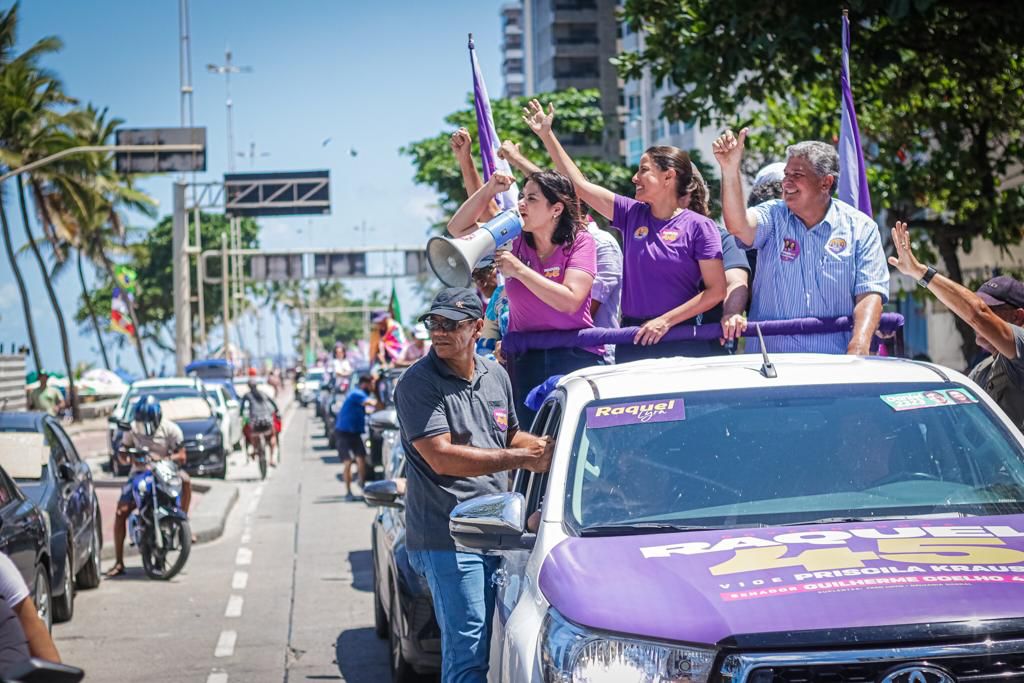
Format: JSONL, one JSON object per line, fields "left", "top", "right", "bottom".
{"left": 57, "top": 462, "right": 75, "bottom": 482}
{"left": 1, "top": 657, "right": 85, "bottom": 682}
{"left": 449, "top": 492, "right": 534, "bottom": 551}
{"left": 363, "top": 480, "right": 403, "bottom": 509}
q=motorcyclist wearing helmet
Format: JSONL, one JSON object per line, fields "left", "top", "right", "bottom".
{"left": 240, "top": 369, "right": 280, "bottom": 467}
{"left": 106, "top": 395, "right": 190, "bottom": 577}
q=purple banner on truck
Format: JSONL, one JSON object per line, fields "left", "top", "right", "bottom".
{"left": 539, "top": 515, "right": 1024, "bottom": 645}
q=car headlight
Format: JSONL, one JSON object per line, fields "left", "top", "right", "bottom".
{"left": 541, "top": 609, "right": 715, "bottom": 683}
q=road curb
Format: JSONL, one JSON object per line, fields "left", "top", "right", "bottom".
{"left": 99, "top": 480, "right": 239, "bottom": 561}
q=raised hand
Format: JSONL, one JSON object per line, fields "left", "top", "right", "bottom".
{"left": 711, "top": 128, "right": 749, "bottom": 172}
{"left": 497, "top": 139, "right": 521, "bottom": 162}
{"left": 487, "top": 171, "right": 515, "bottom": 194}
{"left": 522, "top": 99, "right": 554, "bottom": 137}
{"left": 450, "top": 127, "right": 472, "bottom": 160}
{"left": 887, "top": 221, "right": 927, "bottom": 280}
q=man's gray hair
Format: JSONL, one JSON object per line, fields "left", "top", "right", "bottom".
{"left": 786, "top": 141, "right": 840, "bottom": 192}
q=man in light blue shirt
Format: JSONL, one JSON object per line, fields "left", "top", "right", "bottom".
{"left": 586, "top": 220, "right": 622, "bottom": 362}
{"left": 713, "top": 130, "right": 889, "bottom": 354}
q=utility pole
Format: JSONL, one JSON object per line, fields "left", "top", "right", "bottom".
{"left": 172, "top": 182, "right": 192, "bottom": 374}
{"left": 206, "top": 48, "right": 252, "bottom": 172}
{"left": 221, "top": 231, "right": 231, "bottom": 359}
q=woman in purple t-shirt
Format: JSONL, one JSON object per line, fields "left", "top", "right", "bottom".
{"left": 448, "top": 169, "right": 601, "bottom": 425}
{"left": 524, "top": 99, "right": 727, "bottom": 362}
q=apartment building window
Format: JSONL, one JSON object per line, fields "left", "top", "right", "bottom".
{"left": 553, "top": 0, "right": 597, "bottom": 10}
{"left": 628, "top": 138, "right": 644, "bottom": 165}
{"left": 669, "top": 121, "right": 681, "bottom": 136}
{"left": 553, "top": 23, "right": 599, "bottom": 45}
{"left": 554, "top": 57, "right": 599, "bottom": 79}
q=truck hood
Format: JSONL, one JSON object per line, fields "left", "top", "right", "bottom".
{"left": 538, "top": 515, "right": 1024, "bottom": 645}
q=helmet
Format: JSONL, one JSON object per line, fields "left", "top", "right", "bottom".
{"left": 133, "top": 395, "right": 162, "bottom": 436}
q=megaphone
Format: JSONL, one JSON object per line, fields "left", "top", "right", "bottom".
{"left": 427, "top": 209, "right": 523, "bottom": 288}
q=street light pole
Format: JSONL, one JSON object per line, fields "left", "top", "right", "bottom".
{"left": 207, "top": 48, "right": 252, "bottom": 172}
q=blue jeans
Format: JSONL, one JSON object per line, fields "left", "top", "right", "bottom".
{"left": 408, "top": 549, "right": 501, "bottom": 683}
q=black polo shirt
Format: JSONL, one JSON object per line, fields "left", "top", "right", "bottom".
{"left": 394, "top": 348, "right": 519, "bottom": 551}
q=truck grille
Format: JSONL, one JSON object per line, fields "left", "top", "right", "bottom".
{"left": 722, "top": 640, "right": 1024, "bottom": 683}
{"left": 747, "top": 653, "right": 1024, "bottom": 683}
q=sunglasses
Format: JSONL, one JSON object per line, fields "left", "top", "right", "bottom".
{"left": 423, "top": 317, "right": 474, "bottom": 332}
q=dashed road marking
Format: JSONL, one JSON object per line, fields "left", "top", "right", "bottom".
{"left": 232, "top": 571, "right": 248, "bottom": 590}
{"left": 225, "top": 595, "right": 244, "bottom": 618}
{"left": 214, "top": 630, "right": 236, "bottom": 658}
{"left": 235, "top": 547, "right": 252, "bottom": 566}
{"left": 207, "top": 672, "right": 228, "bottom": 683}
{"left": 240, "top": 530, "right": 251, "bottom": 544}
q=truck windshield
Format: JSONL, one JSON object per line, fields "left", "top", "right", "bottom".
{"left": 565, "top": 382, "right": 1024, "bottom": 532}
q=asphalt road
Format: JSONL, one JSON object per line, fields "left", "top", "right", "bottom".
{"left": 53, "top": 406, "right": 396, "bottom": 683}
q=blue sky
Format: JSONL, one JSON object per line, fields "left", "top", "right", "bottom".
{"left": 0, "top": 0, "right": 504, "bottom": 376}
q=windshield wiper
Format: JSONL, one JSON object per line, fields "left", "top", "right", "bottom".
{"left": 780, "top": 512, "right": 970, "bottom": 527}
{"left": 579, "top": 522, "right": 724, "bottom": 537}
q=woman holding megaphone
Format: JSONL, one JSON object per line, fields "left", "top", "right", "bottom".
{"left": 447, "top": 168, "right": 600, "bottom": 426}
{"left": 523, "top": 99, "right": 726, "bottom": 362}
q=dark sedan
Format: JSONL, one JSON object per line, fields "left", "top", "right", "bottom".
{"left": 0, "top": 440, "right": 52, "bottom": 631}
{"left": 364, "top": 431, "right": 441, "bottom": 681}
{"left": 0, "top": 413, "right": 102, "bottom": 625}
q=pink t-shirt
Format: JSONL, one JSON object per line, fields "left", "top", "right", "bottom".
{"left": 505, "top": 230, "right": 597, "bottom": 333}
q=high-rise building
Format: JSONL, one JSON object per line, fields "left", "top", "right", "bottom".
{"left": 520, "top": 0, "right": 623, "bottom": 161}
{"left": 501, "top": 3, "right": 527, "bottom": 98}
{"left": 621, "top": 22, "right": 717, "bottom": 167}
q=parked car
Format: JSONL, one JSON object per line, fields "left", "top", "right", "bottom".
{"left": 0, "top": 413, "right": 102, "bottom": 625}
{"left": 295, "top": 367, "right": 326, "bottom": 407}
{"left": 0, "top": 449, "right": 52, "bottom": 631}
{"left": 185, "top": 358, "right": 239, "bottom": 401}
{"left": 108, "top": 378, "right": 227, "bottom": 478}
{"left": 322, "top": 379, "right": 352, "bottom": 449}
{"left": 205, "top": 384, "right": 242, "bottom": 451}
{"left": 363, "top": 440, "right": 441, "bottom": 681}
{"left": 448, "top": 354, "right": 1024, "bottom": 682}
{"left": 365, "top": 368, "right": 405, "bottom": 482}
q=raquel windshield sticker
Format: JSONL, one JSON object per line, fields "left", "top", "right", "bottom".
{"left": 586, "top": 398, "right": 685, "bottom": 429}
{"left": 880, "top": 388, "right": 979, "bottom": 412}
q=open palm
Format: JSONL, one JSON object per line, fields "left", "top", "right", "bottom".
{"left": 523, "top": 99, "right": 554, "bottom": 137}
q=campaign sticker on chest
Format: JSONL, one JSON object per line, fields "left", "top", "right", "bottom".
{"left": 543, "top": 265, "right": 561, "bottom": 280}
{"left": 586, "top": 398, "right": 685, "bottom": 429}
{"left": 827, "top": 237, "right": 848, "bottom": 254}
{"left": 633, "top": 226, "right": 649, "bottom": 240}
{"left": 659, "top": 227, "right": 680, "bottom": 243}
{"left": 492, "top": 408, "right": 509, "bottom": 432}
{"left": 880, "top": 388, "right": 978, "bottom": 412}
{"left": 781, "top": 238, "right": 801, "bottom": 262}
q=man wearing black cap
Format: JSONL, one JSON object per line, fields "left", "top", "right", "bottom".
{"left": 889, "top": 221, "right": 1024, "bottom": 428}
{"left": 394, "top": 287, "right": 552, "bottom": 683}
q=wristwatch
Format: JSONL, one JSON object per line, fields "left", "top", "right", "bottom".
{"left": 917, "top": 266, "right": 937, "bottom": 288}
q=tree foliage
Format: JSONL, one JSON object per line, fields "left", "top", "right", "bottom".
{"left": 617, "top": 0, "right": 1024, "bottom": 358}
{"left": 74, "top": 212, "right": 260, "bottom": 352}
{"left": 402, "top": 89, "right": 635, "bottom": 225}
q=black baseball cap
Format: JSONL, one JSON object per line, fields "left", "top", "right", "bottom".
{"left": 419, "top": 287, "right": 484, "bottom": 322}
{"left": 976, "top": 276, "right": 1024, "bottom": 309}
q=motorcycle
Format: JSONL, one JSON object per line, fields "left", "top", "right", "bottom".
{"left": 122, "top": 447, "right": 192, "bottom": 580}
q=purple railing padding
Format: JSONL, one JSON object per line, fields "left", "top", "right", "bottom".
{"left": 501, "top": 313, "right": 905, "bottom": 355}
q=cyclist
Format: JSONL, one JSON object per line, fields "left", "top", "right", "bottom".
{"left": 240, "top": 370, "right": 280, "bottom": 467}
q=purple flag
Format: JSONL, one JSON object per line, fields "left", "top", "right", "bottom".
{"left": 469, "top": 35, "right": 518, "bottom": 211}
{"left": 838, "top": 12, "right": 872, "bottom": 217}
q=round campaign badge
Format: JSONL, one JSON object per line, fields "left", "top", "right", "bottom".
{"left": 828, "top": 237, "right": 848, "bottom": 254}
{"left": 660, "top": 228, "right": 680, "bottom": 243}
{"left": 492, "top": 408, "right": 509, "bottom": 432}
{"left": 781, "top": 238, "right": 801, "bottom": 262}
{"left": 633, "top": 226, "right": 649, "bottom": 240}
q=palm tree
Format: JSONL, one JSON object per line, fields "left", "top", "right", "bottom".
{"left": 2, "top": 59, "right": 81, "bottom": 417}
{"left": 32, "top": 104, "right": 156, "bottom": 377}
{"left": 0, "top": 2, "right": 61, "bottom": 374}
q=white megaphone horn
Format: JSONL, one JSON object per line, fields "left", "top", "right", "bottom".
{"left": 426, "top": 209, "right": 523, "bottom": 288}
